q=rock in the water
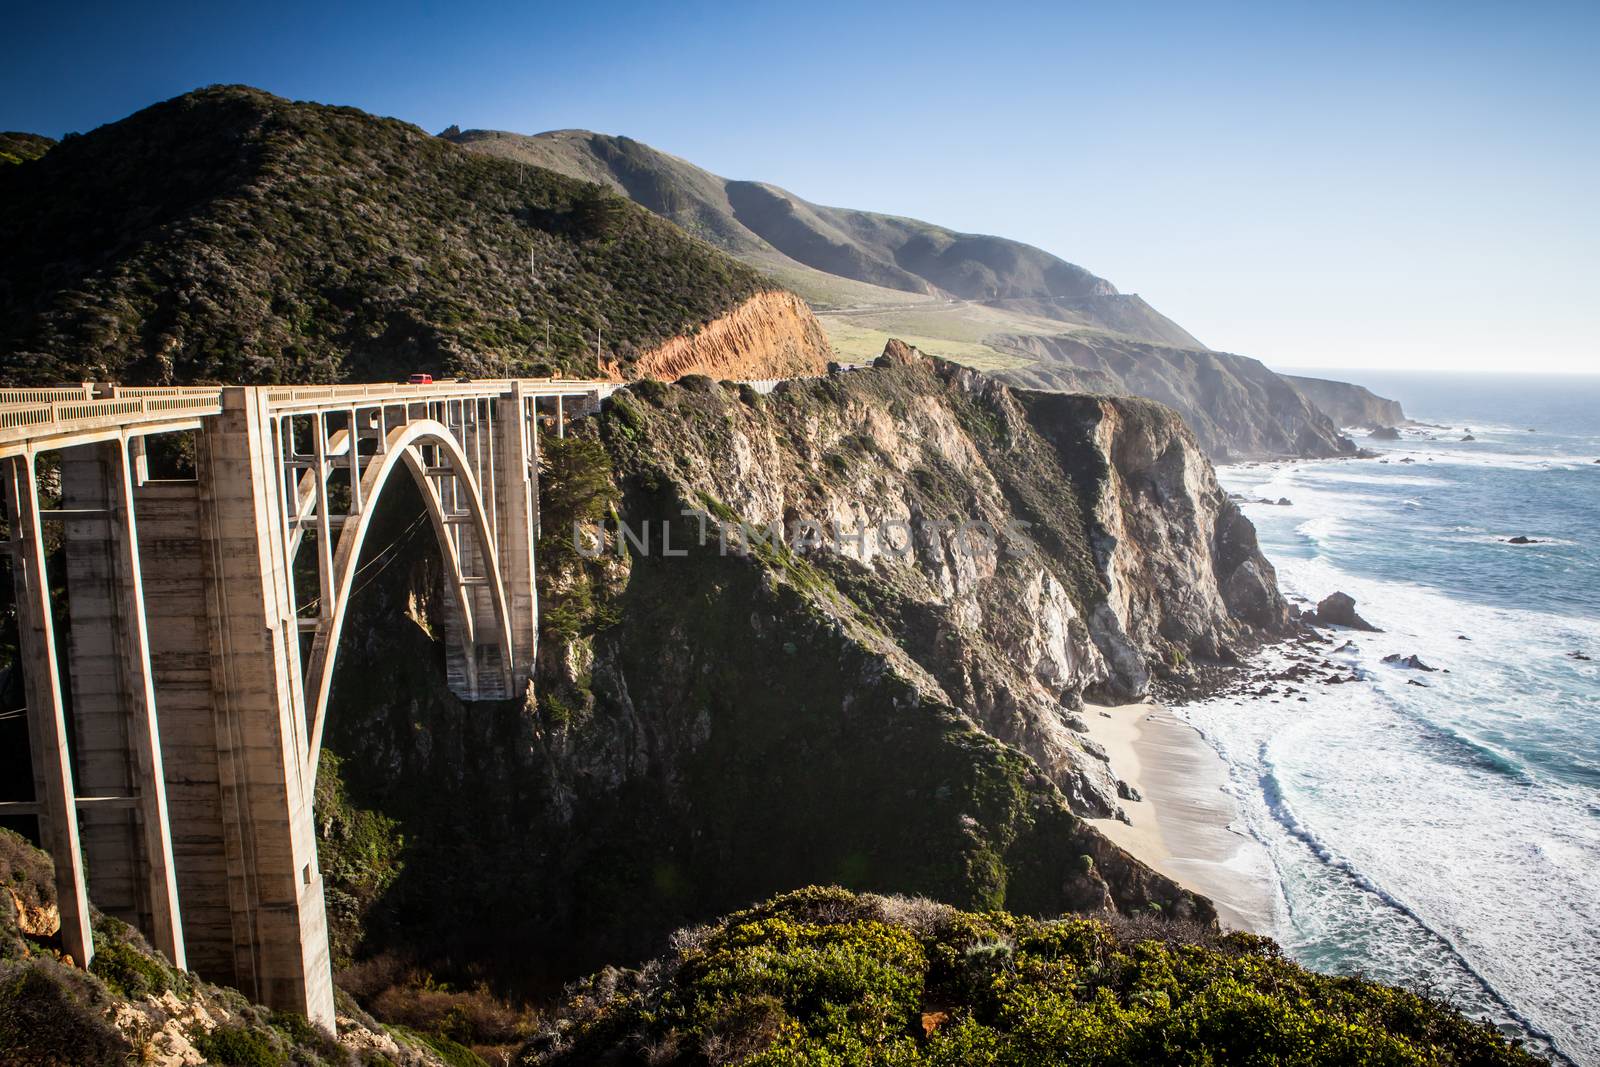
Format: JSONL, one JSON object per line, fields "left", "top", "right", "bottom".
{"left": 1276, "top": 497, "right": 1292, "bottom": 506}
{"left": 1315, "top": 592, "right": 1380, "bottom": 632}
{"left": 1572, "top": 651, "right": 1593, "bottom": 661}
{"left": 1458, "top": 634, "right": 1471, "bottom": 641}
{"left": 1382, "top": 653, "right": 1437, "bottom": 671}
{"left": 1407, "top": 678, "right": 1430, "bottom": 687}
{"left": 1505, "top": 535, "right": 1544, "bottom": 545}
{"left": 1369, "top": 426, "right": 1402, "bottom": 440}
{"left": 1461, "top": 434, "right": 1476, "bottom": 441}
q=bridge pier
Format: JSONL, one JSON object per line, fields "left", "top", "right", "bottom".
{"left": 58, "top": 440, "right": 185, "bottom": 968}
{"left": 3, "top": 452, "right": 94, "bottom": 968}
{"left": 184, "top": 387, "right": 334, "bottom": 1026}
{"left": 1, "top": 377, "right": 611, "bottom": 1030}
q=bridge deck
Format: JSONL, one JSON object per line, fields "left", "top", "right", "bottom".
{"left": 0, "top": 378, "right": 616, "bottom": 457}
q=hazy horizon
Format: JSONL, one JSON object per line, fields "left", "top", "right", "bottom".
{"left": 6, "top": 0, "right": 1595, "bottom": 376}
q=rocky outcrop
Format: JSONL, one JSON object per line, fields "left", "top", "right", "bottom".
{"left": 1314, "top": 591, "right": 1379, "bottom": 631}
{"left": 1286, "top": 374, "right": 1407, "bottom": 429}
{"left": 621, "top": 290, "right": 832, "bottom": 382}
{"left": 312, "top": 340, "right": 1284, "bottom": 991}
{"left": 579, "top": 343, "right": 1290, "bottom": 816}
{"left": 1382, "top": 653, "right": 1437, "bottom": 671}
{"left": 0, "top": 828, "right": 450, "bottom": 1066}
{"left": 1023, "top": 391, "right": 1294, "bottom": 684}
{"left": 996, "top": 333, "right": 1356, "bottom": 460}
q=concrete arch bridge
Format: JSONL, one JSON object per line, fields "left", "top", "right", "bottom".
{"left": 0, "top": 378, "right": 613, "bottom": 1026}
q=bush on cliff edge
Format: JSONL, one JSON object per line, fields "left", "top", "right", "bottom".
{"left": 519, "top": 886, "right": 1540, "bottom": 1066}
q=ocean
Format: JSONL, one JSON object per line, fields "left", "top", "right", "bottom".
{"left": 1186, "top": 370, "right": 1600, "bottom": 1064}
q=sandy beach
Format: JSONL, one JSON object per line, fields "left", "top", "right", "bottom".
{"left": 1086, "top": 700, "right": 1279, "bottom": 933}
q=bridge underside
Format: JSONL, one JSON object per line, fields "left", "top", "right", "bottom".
{"left": 0, "top": 379, "right": 606, "bottom": 1028}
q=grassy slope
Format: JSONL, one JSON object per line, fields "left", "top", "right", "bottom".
{"left": 0, "top": 88, "right": 772, "bottom": 386}
{"left": 521, "top": 886, "right": 1542, "bottom": 1066}
{"left": 443, "top": 127, "right": 1367, "bottom": 460}
{"left": 444, "top": 128, "right": 1202, "bottom": 353}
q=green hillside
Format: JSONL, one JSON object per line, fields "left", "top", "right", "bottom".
{"left": 445, "top": 128, "right": 1203, "bottom": 348}
{"left": 0, "top": 89, "right": 772, "bottom": 386}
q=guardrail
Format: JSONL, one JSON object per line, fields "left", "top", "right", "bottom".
{"left": 0, "top": 379, "right": 617, "bottom": 455}
{"left": 263, "top": 378, "right": 617, "bottom": 413}
{"left": 0, "top": 386, "right": 98, "bottom": 406}
{"left": 0, "top": 391, "right": 223, "bottom": 456}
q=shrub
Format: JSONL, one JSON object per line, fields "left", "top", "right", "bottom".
{"left": 193, "top": 1024, "right": 287, "bottom": 1067}
{"left": 0, "top": 960, "right": 130, "bottom": 1066}
{"left": 518, "top": 888, "right": 1543, "bottom": 1066}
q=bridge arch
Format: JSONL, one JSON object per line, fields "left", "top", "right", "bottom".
{"left": 299, "top": 417, "right": 514, "bottom": 775}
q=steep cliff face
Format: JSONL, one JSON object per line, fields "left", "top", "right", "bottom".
{"left": 314, "top": 342, "right": 1294, "bottom": 1002}
{"left": 1023, "top": 392, "right": 1293, "bottom": 691}
{"left": 577, "top": 343, "right": 1290, "bottom": 814}
{"left": 621, "top": 290, "right": 832, "bottom": 381}
{"left": 1286, "top": 373, "right": 1408, "bottom": 429}
{"left": 997, "top": 333, "right": 1357, "bottom": 460}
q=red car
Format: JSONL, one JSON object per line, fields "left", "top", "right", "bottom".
{"left": 406, "top": 373, "right": 433, "bottom": 385}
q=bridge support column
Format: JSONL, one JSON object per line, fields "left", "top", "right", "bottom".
{"left": 494, "top": 383, "right": 538, "bottom": 685}
{"left": 59, "top": 441, "right": 185, "bottom": 967}
{"left": 3, "top": 454, "right": 93, "bottom": 968}
{"left": 192, "top": 388, "right": 333, "bottom": 1028}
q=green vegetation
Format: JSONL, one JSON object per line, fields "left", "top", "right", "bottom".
{"left": 89, "top": 914, "right": 189, "bottom": 999}
{"left": 535, "top": 432, "right": 623, "bottom": 688}
{"left": 522, "top": 887, "right": 1540, "bottom": 1066}
{"left": 0, "top": 86, "right": 771, "bottom": 386}
{"left": 818, "top": 317, "right": 1031, "bottom": 370}
{"left": 315, "top": 750, "right": 407, "bottom": 968}
{"left": 0, "top": 827, "right": 433, "bottom": 1066}
{"left": 0, "top": 131, "right": 54, "bottom": 166}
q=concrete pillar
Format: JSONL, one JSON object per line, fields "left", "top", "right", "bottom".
{"left": 3, "top": 453, "right": 93, "bottom": 967}
{"left": 494, "top": 384, "right": 537, "bottom": 686}
{"left": 59, "top": 441, "right": 184, "bottom": 966}
{"left": 136, "top": 478, "right": 237, "bottom": 982}
{"left": 191, "top": 388, "right": 334, "bottom": 1028}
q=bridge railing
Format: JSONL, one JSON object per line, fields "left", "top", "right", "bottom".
{"left": 0, "top": 386, "right": 98, "bottom": 406}
{"left": 0, "top": 392, "right": 223, "bottom": 456}
{"left": 0, "top": 379, "right": 618, "bottom": 455}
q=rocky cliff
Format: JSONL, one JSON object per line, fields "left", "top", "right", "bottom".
{"left": 621, "top": 290, "right": 832, "bottom": 381}
{"left": 997, "top": 333, "right": 1358, "bottom": 460}
{"left": 1286, "top": 373, "right": 1408, "bottom": 429}
{"left": 312, "top": 342, "right": 1293, "bottom": 1023}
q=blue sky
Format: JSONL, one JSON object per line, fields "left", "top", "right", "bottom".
{"left": 6, "top": 0, "right": 1596, "bottom": 373}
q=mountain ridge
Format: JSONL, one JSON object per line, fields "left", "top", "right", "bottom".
{"left": 0, "top": 88, "right": 828, "bottom": 386}
{"left": 444, "top": 127, "right": 1206, "bottom": 349}
{"left": 446, "top": 126, "right": 1376, "bottom": 460}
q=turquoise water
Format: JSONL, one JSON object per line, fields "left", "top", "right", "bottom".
{"left": 1186, "top": 371, "right": 1600, "bottom": 1064}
